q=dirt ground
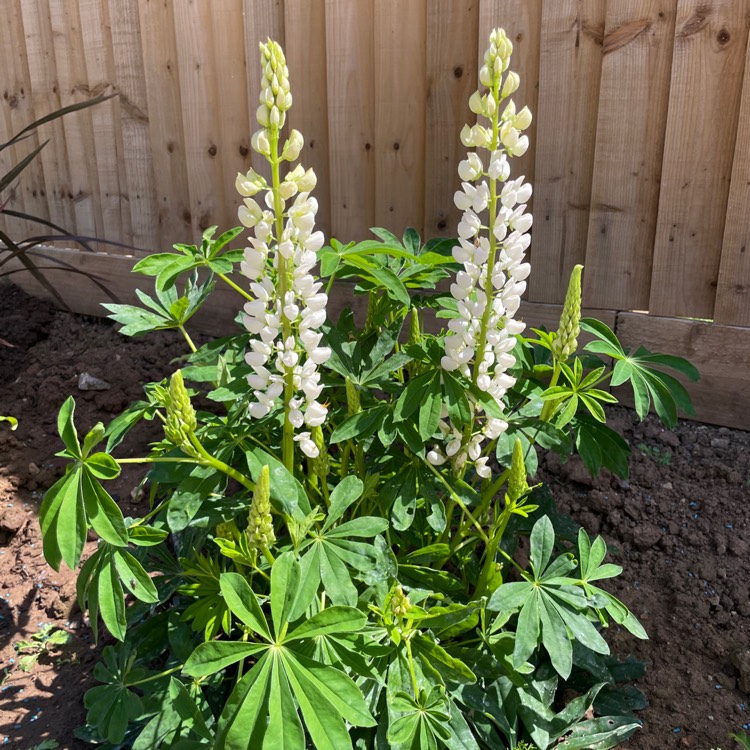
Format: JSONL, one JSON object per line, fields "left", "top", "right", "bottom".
{"left": 0, "top": 282, "right": 748, "bottom": 749}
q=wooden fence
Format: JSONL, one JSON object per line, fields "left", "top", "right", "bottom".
{"left": 2, "top": 0, "right": 750, "bottom": 428}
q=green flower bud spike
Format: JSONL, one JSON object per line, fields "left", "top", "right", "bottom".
{"left": 507, "top": 438, "right": 529, "bottom": 504}
{"left": 552, "top": 264, "right": 583, "bottom": 363}
{"left": 391, "top": 585, "right": 412, "bottom": 618}
{"left": 247, "top": 465, "right": 275, "bottom": 562}
{"left": 164, "top": 370, "right": 199, "bottom": 457}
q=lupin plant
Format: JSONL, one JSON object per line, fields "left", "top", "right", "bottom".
{"left": 41, "top": 31, "right": 698, "bottom": 750}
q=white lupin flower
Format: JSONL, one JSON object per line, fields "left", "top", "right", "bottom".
{"left": 237, "top": 39, "right": 331, "bottom": 449}
{"left": 439, "top": 28, "right": 533, "bottom": 478}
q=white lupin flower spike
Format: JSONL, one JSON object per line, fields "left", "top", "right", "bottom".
{"left": 437, "top": 28, "right": 533, "bottom": 478}
{"left": 237, "top": 40, "right": 331, "bottom": 467}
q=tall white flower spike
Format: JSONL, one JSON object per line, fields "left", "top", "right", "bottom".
{"left": 237, "top": 40, "right": 331, "bottom": 464}
{"left": 428, "top": 28, "right": 533, "bottom": 476}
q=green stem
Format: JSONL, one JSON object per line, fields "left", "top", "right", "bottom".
{"left": 217, "top": 271, "right": 254, "bottom": 303}
{"left": 269, "top": 130, "right": 296, "bottom": 473}
{"left": 540, "top": 363, "right": 561, "bottom": 422}
{"left": 474, "top": 511, "right": 512, "bottom": 598}
{"left": 178, "top": 325, "right": 197, "bottom": 354}
{"left": 116, "top": 456, "right": 198, "bottom": 465}
{"left": 127, "top": 664, "right": 183, "bottom": 687}
{"left": 404, "top": 637, "right": 420, "bottom": 697}
{"left": 188, "top": 433, "right": 256, "bottom": 493}
{"left": 419, "top": 454, "right": 489, "bottom": 545}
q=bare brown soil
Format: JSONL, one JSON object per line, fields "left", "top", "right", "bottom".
{"left": 0, "top": 283, "right": 748, "bottom": 749}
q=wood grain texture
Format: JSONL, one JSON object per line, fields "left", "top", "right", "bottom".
{"left": 374, "top": 0, "right": 427, "bottom": 237}
{"left": 211, "top": 0, "right": 252, "bottom": 233}
{"left": 0, "top": 0, "right": 50, "bottom": 238}
{"left": 424, "top": 0, "right": 478, "bottom": 238}
{"left": 528, "top": 0, "right": 606, "bottom": 305}
{"left": 137, "top": 0, "right": 192, "bottom": 251}
{"left": 78, "top": 0, "right": 132, "bottom": 246}
{"left": 649, "top": 0, "right": 750, "bottom": 318}
{"left": 714, "top": 32, "right": 750, "bottom": 326}
{"left": 617, "top": 311, "right": 750, "bottom": 429}
{"left": 478, "top": 0, "right": 542, "bottom": 210}
{"left": 285, "top": 0, "right": 332, "bottom": 238}
{"left": 108, "top": 0, "right": 158, "bottom": 251}
{"left": 49, "top": 0, "right": 104, "bottom": 241}
{"left": 19, "top": 0, "right": 76, "bottom": 232}
{"left": 325, "top": 0, "right": 375, "bottom": 241}
{"left": 583, "top": 0, "right": 678, "bottom": 311}
{"left": 173, "top": 0, "right": 227, "bottom": 241}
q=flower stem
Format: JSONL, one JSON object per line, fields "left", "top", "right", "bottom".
{"left": 178, "top": 325, "right": 197, "bottom": 354}
{"left": 127, "top": 664, "right": 183, "bottom": 687}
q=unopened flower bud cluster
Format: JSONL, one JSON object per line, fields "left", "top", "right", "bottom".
{"left": 237, "top": 40, "right": 330, "bottom": 458}
{"left": 428, "top": 29, "right": 533, "bottom": 478}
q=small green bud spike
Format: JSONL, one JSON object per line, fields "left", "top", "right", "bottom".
{"left": 168, "top": 370, "right": 197, "bottom": 433}
{"left": 247, "top": 465, "right": 275, "bottom": 551}
{"left": 551, "top": 264, "right": 583, "bottom": 363}
{"left": 311, "top": 425, "right": 329, "bottom": 480}
{"left": 390, "top": 585, "right": 412, "bottom": 618}
{"left": 345, "top": 377, "right": 361, "bottom": 416}
{"left": 507, "top": 438, "right": 528, "bottom": 503}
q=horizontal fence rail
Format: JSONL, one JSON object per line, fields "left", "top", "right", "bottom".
{"left": 2, "top": 0, "right": 750, "bottom": 427}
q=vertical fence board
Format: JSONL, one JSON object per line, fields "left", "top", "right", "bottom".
{"left": 137, "top": 0, "right": 191, "bottom": 251}
{"left": 375, "top": 0, "right": 426, "bottom": 235}
{"left": 78, "top": 0, "right": 132, "bottom": 247}
{"left": 325, "top": 0, "right": 375, "bottom": 241}
{"left": 528, "top": 0, "right": 605, "bottom": 305}
{"left": 423, "top": 1, "right": 478, "bottom": 239}
{"left": 649, "top": 0, "right": 749, "bottom": 318}
{"left": 583, "top": 1, "right": 677, "bottom": 311}
{"left": 174, "top": 0, "right": 227, "bottom": 240}
{"left": 20, "top": 0, "right": 76, "bottom": 233}
{"left": 374, "top": 0, "right": 426, "bottom": 237}
{"left": 243, "top": 0, "right": 284, "bottom": 185}
{"left": 714, "top": 34, "right": 750, "bottom": 326}
{"left": 285, "top": 0, "right": 331, "bottom": 238}
{"left": 108, "top": 0, "right": 157, "bottom": 251}
{"left": 212, "top": 0, "right": 252, "bottom": 232}
{"left": 49, "top": 0, "right": 104, "bottom": 242}
{"left": 479, "top": 0, "right": 542, "bottom": 210}
{"left": 0, "top": 0, "right": 50, "bottom": 238}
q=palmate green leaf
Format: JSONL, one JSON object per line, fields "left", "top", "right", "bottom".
{"left": 112, "top": 549, "right": 159, "bottom": 603}
{"left": 40, "top": 469, "right": 84, "bottom": 571}
{"left": 219, "top": 572, "right": 272, "bottom": 641}
{"left": 57, "top": 396, "right": 82, "bottom": 457}
{"left": 324, "top": 475, "right": 365, "bottom": 528}
{"left": 411, "top": 634, "right": 476, "bottom": 685}
{"left": 319, "top": 544, "right": 358, "bottom": 606}
{"left": 267, "top": 657, "right": 306, "bottom": 750}
{"left": 98, "top": 556, "right": 127, "bottom": 641}
{"left": 84, "top": 646, "right": 145, "bottom": 744}
{"left": 81, "top": 470, "right": 128, "bottom": 547}
{"left": 581, "top": 318, "right": 697, "bottom": 427}
{"left": 285, "top": 606, "right": 366, "bottom": 642}
{"left": 183, "top": 641, "right": 269, "bottom": 678}
{"left": 573, "top": 414, "right": 630, "bottom": 478}
{"left": 271, "top": 552, "right": 301, "bottom": 637}
{"left": 330, "top": 406, "right": 387, "bottom": 443}
{"left": 554, "top": 715, "right": 640, "bottom": 749}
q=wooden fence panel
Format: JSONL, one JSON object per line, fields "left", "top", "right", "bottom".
{"left": 20, "top": 0, "right": 76, "bottom": 233}
{"left": 583, "top": 1, "right": 677, "bottom": 311}
{"left": 325, "top": 0, "right": 375, "bottom": 242}
{"left": 137, "top": 0, "right": 192, "bottom": 251}
{"left": 285, "top": 0, "right": 331, "bottom": 238}
{"left": 78, "top": 0, "right": 132, "bottom": 247}
{"left": 374, "top": 0, "right": 426, "bottom": 238}
{"left": 424, "top": 0, "right": 478, "bottom": 238}
{"left": 529, "top": 0, "right": 606, "bottom": 305}
{"left": 0, "top": 0, "right": 50, "bottom": 239}
{"left": 649, "top": 0, "right": 749, "bottom": 318}
{"left": 49, "top": 0, "right": 104, "bottom": 242}
{"left": 109, "top": 0, "right": 158, "bottom": 251}
{"left": 714, "top": 33, "right": 750, "bottom": 326}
